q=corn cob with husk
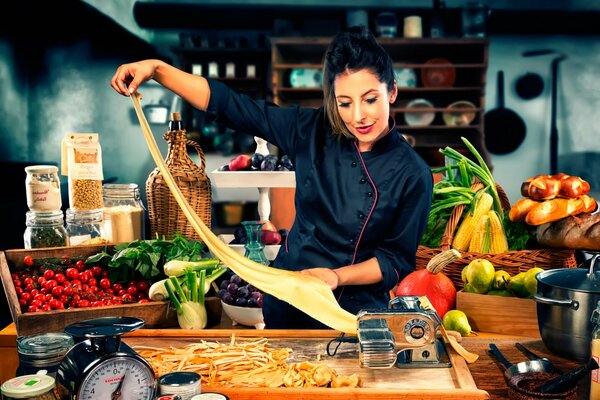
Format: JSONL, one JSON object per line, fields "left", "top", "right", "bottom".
{"left": 452, "top": 191, "right": 494, "bottom": 251}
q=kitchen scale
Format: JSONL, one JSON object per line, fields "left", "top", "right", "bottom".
{"left": 56, "top": 316, "right": 156, "bottom": 400}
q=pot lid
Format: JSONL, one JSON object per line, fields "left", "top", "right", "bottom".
{"left": 538, "top": 255, "right": 600, "bottom": 293}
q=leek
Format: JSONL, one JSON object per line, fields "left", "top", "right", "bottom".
{"left": 164, "top": 270, "right": 207, "bottom": 330}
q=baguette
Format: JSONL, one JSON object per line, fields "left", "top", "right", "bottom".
{"left": 536, "top": 212, "right": 600, "bottom": 250}
{"left": 509, "top": 198, "right": 540, "bottom": 222}
{"left": 525, "top": 197, "right": 585, "bottom": 226}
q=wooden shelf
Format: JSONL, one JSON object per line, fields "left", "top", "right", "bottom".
{"left": 271, "top": 37, "right": 490, "bottom": 166}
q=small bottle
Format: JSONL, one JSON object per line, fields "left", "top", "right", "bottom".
{"left": 591, "top": 300, "right": 600, "bottom": 399}
{"left": 169, "top": 111, "right": 184, "bottom": 131}
{"left": 16, "top": 332, "right": 74, "bottom": 378}
{"left": 25, "top": 165, "right": 62, "bottom": 212}
{"left": 23, "top": 211, "right": 68, "bottom": 249}
{"left": 103, "top": 183, "right": 146, "bottom": 243}
{"left": 65, "top": 208, "right": 104, "bottom": 245}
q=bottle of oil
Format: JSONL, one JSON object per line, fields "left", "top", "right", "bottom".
{"left": 590, "top": 300, "right": 600, "bottom": 399}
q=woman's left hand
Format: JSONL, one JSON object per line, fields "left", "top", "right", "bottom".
{"left": 300, "top": 268, "right": 339, "bottom": 290}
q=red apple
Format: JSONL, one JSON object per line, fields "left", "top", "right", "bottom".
{"left": 262, "top": 230, "right": 282, "bottom": 245}
{"left": 228, "top": 154, "right": 252, "bottom": 171}
{"left": 260, "top": 220, "right": 277, "bottom": 232}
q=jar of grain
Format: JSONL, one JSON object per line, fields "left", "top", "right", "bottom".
{"left": 103, "top": 183, "right": 146, "bottom": 243}
{"left": 23, "top": 211, "right": 68, "bottom": 249}
{"left": 65, "top": 208, "right": 104, "bottom": 245}
{"left": 25, "top": 165, "right": 62, "bottom": 212}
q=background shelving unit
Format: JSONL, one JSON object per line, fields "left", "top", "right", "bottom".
{"left": 271, "top": 37, "right": 490, "bottom": 167}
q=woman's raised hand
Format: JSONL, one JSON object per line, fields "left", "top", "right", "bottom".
{"left": 111, "top": 59, "right": 159, "bottom": 96}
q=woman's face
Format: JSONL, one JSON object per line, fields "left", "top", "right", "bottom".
{"left": 334, "top": 69, "right": 397, "bottom": 152}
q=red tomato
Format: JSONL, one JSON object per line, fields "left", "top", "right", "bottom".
{"left": 65, "top": 268, "right": 79, "bottom": 280}
{"left": 51, "top": 286, "right": 64, "bottom": 297}
{"left": 55, "top": 274, "right": 66, "bottom": 284}
{"left": 75, "top": 260, "right": 85, "bottom": 272}
{"left": 137, "top": 299, "right": 149, "bottom": 303}
{"left": 23, "top": 256, "right": 34, "bottom": 267}
{"left": 136, "top": 281, "right": 150, "bottom": 292}
{"left": 92, "top": 266, "right": 102, "bottom": 277}
{"left": 99, "top": 278, "right": 111, "bottom": 290}
{"left": 43, "top": 269, "right": 55, "bottom": 280}
{"left": 126, "top": 286, "right": 138, "bottom": 296}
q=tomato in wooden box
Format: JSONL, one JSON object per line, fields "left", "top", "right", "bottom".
{"left": 0, "top": 245, "right": 179, "bottom": 336}
{"left": 456, "top": 291, "right": 539, "bottom": 337}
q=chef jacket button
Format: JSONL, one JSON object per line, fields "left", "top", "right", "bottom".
{"left": 349, "top": 238, "right": 355, "bottom": 244}
{"left": 367, "top": 192, "right": 373, "bottom": 197}
{"left": 360, "top": 178, "right": 367, "bottom": 184}
{"left": 358, "top": 212, "right": 365, "bottom": 219}
{"left": 351, "top": 161, "right": 357, "bottom": 167}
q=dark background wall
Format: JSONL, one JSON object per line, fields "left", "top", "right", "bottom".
{"left": 0, "top": 0, "right": 164, "bottom": 329}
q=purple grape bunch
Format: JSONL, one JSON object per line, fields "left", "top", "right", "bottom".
{"left": 218, "top": 274, "right": 263, "bottom": 308}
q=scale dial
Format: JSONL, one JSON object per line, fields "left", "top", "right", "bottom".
{"left": 78, "top": 355, "right": 155, "bottom": 400}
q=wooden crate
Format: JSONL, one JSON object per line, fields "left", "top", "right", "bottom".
{"left": 0, "top": 245, "right": 183, "bottom": 336}
{"left": 456, "top": 291, "right": 539, "bottom": 337}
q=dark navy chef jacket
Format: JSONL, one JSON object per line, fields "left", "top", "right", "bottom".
{"left": 206, "top": 79, "right": 433, "bottom": 328}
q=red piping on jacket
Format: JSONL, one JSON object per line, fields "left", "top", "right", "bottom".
{"left": 352, "top": 141, "right": 379, "bottom": 265}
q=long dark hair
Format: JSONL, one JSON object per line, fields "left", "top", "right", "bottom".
{"left": 323, "top": 26, "right": 395, "bottom": 139}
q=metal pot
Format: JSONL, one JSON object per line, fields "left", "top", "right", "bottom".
{"left": 534, "top": 254, "right": 600, "bottom": 362}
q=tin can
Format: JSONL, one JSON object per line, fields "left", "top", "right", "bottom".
{"left": 157, "top": 372, "right": 201, "bottom": 400}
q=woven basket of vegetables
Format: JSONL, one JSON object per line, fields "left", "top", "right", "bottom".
{"left": 416, "top": 138, "right": 577, "bottom": 290}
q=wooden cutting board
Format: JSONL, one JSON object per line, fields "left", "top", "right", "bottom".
{"left": 125, "top": 329, "right": 489, "bottom": 399}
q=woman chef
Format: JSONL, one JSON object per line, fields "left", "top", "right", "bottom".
{"left": 111, "top": 26, "right": 433, "bottom": 329}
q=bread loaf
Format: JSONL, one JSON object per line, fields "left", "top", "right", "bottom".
{"left": 536, "top": 212, "right": 600, "bottom": 250}
{"left": 509, "top": 198, "right": 539, "bottom": 222}
{"left": 521, "top": 173, "right": 590, "bottom": 200}
{"left": 525, "top": 197, "right": 585, "bottom": 226}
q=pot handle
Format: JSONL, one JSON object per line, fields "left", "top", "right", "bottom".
{"left": 533, "top": 294, "right": 579, "bottom": 310}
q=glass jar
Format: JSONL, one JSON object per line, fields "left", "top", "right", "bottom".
{"left": 65, "top": 208, "right": 104, "bottom": 245}
{"left": 241, "top": 221, "right": 269, "bottom": 265}
{"left": 1, "top": 374, "right": 57, "bottom": 400}
{"left": 103, "top": 183, "right": 146, "bottom": 243}
{"left": 16, "top": 333, "right": 74, "bottom": 378}
{"left": 25, "top": 165, "right": 62, "bottom": 212}
{"left": 23, "top": 211, "right": 68, "bottom": 249}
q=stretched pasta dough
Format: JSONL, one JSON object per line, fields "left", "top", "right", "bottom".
{"left": 130, "top": 93, "right": 357, "bottom": 334}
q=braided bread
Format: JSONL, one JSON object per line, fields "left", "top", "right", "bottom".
{"left": 520, "top": 173, "right": 590, "bottom": 200}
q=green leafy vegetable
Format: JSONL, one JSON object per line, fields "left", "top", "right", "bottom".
{"left": 502, "top": 213, "right": 536, "bottom": 251}
{"left": 85, "top": 233, "right": 207, "bottom": 283}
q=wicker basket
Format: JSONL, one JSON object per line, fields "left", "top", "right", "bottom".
{"left": 146, "top": 129, "right": 211, "bottom": 241}
{"left": 416, "top": 183, "right": 577, "bottom": 289}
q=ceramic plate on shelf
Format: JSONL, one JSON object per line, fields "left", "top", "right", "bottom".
{"left": 404, "top": 98, "right": 435, "bottom": 126}
{"left": 394, "top": 68, "right": 417, "bottom": 88}
{"left": 421, "top": 58, "right": 456, "bottom": 88}
{"left": 443, "top": 101, "right": 477, "bottom": 126}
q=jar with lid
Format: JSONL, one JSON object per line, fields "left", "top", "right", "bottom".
{"left": 65, "top": 208, "right": 104, "bottom": 245}
{"left": 16, "top": 333, "right": 74, "bottom": 379}
{"left": 1, "top": 373, "right": 57, "bottom": 400}
{"left": 103, "top": 183, "right": 146, "bottom": 243}
{"left": 25, "top": 165, "right": 62, "bottom": 212}
{"left": 23, "top": 211, "right": 68, "bottom": 249}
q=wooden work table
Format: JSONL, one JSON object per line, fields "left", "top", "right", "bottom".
{"left": 0, "top": 320, "right": 589, "bottom": 399}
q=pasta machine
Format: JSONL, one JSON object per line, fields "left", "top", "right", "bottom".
{"left": 356, "top": 296, "right": 451, "bottom": 368}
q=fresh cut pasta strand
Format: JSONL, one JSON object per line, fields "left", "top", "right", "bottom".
{"left": 129, "top": 93, "right": 357, "bottom": 334}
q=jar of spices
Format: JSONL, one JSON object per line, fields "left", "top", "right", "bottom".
{"left": 23, "top": 211, "right": 69, "bottom": 249}
{"left": 16, "top": 333, "right": 74, "bottom": 378}
{"left": 65, "top": 208, "right": 104, "bottom": 245}
{"left": 103, "top": 183, "right": 146, "bottom": 243}
{"left": 25, "top": 165, "right": 62, "bottom": 212}
{"left": 1, "top": 374, "right": 57, "bottom": 400}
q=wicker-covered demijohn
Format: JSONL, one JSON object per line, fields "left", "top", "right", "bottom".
{"left": 146, "top": 114, "right": 211, "bottom": 240}
{"left": 416, "top": 182, "right": 577, "bottom": 290}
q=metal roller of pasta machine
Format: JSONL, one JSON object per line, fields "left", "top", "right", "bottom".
{"left": 356, "top": 295, "right": 451, "bottom": 368}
